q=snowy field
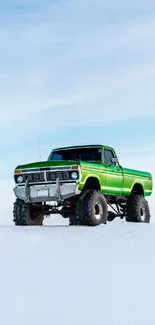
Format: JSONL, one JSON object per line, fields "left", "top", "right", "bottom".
{"left": 1, "top": 220, "right": 155, "bottom": 325}
{"left": 0, "top": 182, "right": 155, "bottom": 325}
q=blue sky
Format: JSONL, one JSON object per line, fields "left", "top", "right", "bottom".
{"left": 0, "top": 0, "right": 155, "bottom": 221}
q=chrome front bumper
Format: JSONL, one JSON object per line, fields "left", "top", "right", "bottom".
{"left": 13, "top": 178, "right": 80, "bottom": 203}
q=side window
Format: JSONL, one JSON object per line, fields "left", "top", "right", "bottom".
{"left": 104, "top": 149, "right": 115, "bottom": 165}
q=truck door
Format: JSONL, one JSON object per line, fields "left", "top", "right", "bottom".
{"left": 103, "top": 148, "right": 123, "bottom": 195}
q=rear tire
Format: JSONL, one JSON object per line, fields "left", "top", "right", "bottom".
{"left": 13, "top": 198, "right": 44, "bottom": 226}
{"left": 126, "top": 194, "right": 151, "bottom": 223}
{"left": 76, "top": 190, "right": 108, "bottom": 226}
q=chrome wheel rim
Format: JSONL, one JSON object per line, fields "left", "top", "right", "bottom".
{"left": 140, "top": 207, "right": 146, "bottom": 222}
{"left": 94, "top": 203, "right": 103, "bottom": 220}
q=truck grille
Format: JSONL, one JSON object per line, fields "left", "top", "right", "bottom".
{"left": 46, "top": 171, "right": 69, "bottom": 182}
{"left": 15, "top": 170, "right": 73, "bottom": 184}
{"left": 27, "top": 172, "right": 45, "bottom": 183}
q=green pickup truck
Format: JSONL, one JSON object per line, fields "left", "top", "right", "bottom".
{"left": 13, "top": 144, "right": 153, "bottom": 226}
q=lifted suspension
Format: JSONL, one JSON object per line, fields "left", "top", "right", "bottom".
{"left": 107, "top": 202, "right": 126, "bottom": 221}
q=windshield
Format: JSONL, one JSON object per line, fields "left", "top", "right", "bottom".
{"left": 48, "top": 147, "right": 102, "bottom": 162}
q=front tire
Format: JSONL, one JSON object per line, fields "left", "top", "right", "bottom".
{"left": 69, "top": 213, "right": 79, "bottom": 226}
{"left": 60, "top": 206, "right": 79, "bottom": 225}
{"left": 126, "top": 194, "right": 151, "bottom": 223}
{"left": 13, "top": 198, "right": 44, "bottom": 226}
{"left": 76, "top": 190, "right": 108, "bottom": 226}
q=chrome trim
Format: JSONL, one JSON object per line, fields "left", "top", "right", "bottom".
{"left": 25, "top": 179, "right": 30, "bottom": 203}
{"left": 20, "top": 166, "right": 74, "bottom": 173}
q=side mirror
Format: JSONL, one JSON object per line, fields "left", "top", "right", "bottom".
{"left": 111, "top": 157, "right": 119, "bottom": 164}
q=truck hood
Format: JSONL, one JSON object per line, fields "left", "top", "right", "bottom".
{"left": 15, "top": 160, "right": 81, "bottom": 170}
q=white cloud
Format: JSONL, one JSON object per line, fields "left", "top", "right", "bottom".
{"left": 0, "top": 13, "right": 155, "bottom": 128}
{"left": 1, "top": 58, "right": 155, "bottom": 127}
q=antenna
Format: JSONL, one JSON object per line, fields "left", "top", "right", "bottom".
{"left": 38, "top": 140, "right": 42, "bottom": 160}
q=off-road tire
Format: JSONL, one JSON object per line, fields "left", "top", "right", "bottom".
{"left": 76, "top": 189, "right": 108, "bottom": 226}
{"left": 126, "top": 194, "right": 151, "bottom": 223}
{"left": 13, "top": 198, "right": 44, "bottom": 226}
{"left": 69, "top": 213, "right": 79, "bottom": 226}
{"left": 60, "top": 206, "right": 79, "bottom": 225}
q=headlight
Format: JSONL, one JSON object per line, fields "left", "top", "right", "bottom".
{"left": 70, "top": 172, "right": 78, "bottom": 180}
{"left": 17, "top": 175, "right": 23, "bottom": 183}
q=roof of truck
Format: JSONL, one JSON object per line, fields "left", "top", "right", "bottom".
{"left": 53, "top": 144, "right": 114, "bottom": 151}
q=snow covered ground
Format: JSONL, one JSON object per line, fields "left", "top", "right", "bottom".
{"left": 0, "top": 217, "right": 155, "bottom": 325}
{"left": 0, "top": 181, "right": 155, "bottom": 325}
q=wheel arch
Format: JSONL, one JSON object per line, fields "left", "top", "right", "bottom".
{"left": 131, "top": 182, "right": 144, "bottom": 196}
{"left": 82, "top": 176, "right": 101, "bottom": 192}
